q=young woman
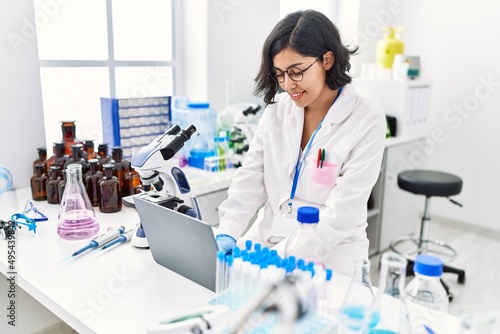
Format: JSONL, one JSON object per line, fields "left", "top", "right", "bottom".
{"left": 216, "top": 10, "right": 386, "bottom": 277}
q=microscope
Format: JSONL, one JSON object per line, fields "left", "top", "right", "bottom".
{"left": 127, "top": 124, "right": 202, "bottom": 248}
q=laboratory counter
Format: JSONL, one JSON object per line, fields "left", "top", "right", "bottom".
{"left": 0, "top": 185, "right": 461, "bottom": 333}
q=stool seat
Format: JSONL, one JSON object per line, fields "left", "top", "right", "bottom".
{"left": 398, "top": 170, "right": 462, "bottom": 197}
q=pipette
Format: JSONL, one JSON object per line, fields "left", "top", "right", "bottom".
{"left": 72, "top": 226, "right": 125, "bottom": 256}
{"left": 101, "top": 228, "right": 134, "bottom": 250}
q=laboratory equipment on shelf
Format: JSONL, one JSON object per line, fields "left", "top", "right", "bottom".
{"left": 405, "top": 254, "right": 449, "bottom": 334}
{"left": 57, "top": 164, "right": 100, "bottom": 240}
{"left": 128, "top": 124, "right": 201, "bottom": 248}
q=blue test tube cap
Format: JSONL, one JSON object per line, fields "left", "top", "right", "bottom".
{"left": 326, "top": 268, "right": 333, "bottom": 281}
{"left": 232, "top": 246, "right": 241, "bottom": 257}
{"left": 254, "top": 243, "right": 261, "bottom": 252}
{"left": 226, "top": 255, "right": 233, "bottom": 266}
{"left": 245, "top": 240, "right": 252, "bottom": 251}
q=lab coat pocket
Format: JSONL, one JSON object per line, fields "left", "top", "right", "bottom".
{"left": 311, "top": 161, "right": 337, "bottom": 188}
{"left": 267, "top": 215, "right": 299, "bottom": 245}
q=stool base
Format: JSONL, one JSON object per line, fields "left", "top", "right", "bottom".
{"left": 390, "top": 235, "right": 457, "bottom": 263}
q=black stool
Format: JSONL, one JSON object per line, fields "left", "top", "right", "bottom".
{"left": 390, "top": 170, "right": 466, "bottom": 301}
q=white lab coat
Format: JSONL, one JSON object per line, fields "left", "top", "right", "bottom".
{"left": 217, "top": 84, "right": 386, "bottom": 277}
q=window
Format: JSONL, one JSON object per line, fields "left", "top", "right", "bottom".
{"left": 34, "top": 0, "right": 174, "bottom": 150}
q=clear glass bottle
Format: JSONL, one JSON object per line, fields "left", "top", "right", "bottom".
{"left": 339, "top": 259, "right": 378, "bottom": 333}
{"left": 361, "top": 252, "right": 411, "bottom": 334}
{"left": 123, "top": 161, "right": 142, "bottom": 196}
{"left": 47, "top": 141, "right": 69, "bottom": 172}
{"left": 33, "top": 147, "right": 48, "bottom": 175}
{"left": 284, "top": 206, "right": 327, "bottom": 268}
{"left": 31, "top": 164, "right": 47, "bottom": 201}
{"left": 46, "top": 165, "right": 62, "bottom": 204}
{"left": 57, "top": 164, "right": 99, "bottom": 240}
{"left": 111, "top": 146, "right": 129, "bottom": 195}
{"left": 405, "top": 254, "right": 449, "bottom": 334}
{"left": 99, "top": 163, "right": 122, "bottom": 213}
{"left": 84, "top": 159, "right": 103, "bottom": 207}
{"left": 60, "top": 120, "right": 83, "bottom": 156}
{"left": 97, "top": 143, "right": 112, "bottom": 172}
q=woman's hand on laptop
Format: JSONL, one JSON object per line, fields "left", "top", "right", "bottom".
{"left": 215, "top": 234, "right": 236, "bottom": 255}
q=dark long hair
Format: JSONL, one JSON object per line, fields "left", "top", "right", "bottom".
{"left": 255, "top": 10, "right": 358, "bottom": 105}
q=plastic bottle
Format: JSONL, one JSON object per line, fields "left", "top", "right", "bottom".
{"left": 31, "top": 164, "right": 48, "bottom": 201}
{"left": 376, "top": 27, "right": 404, "bottom": 69}
{"left": 405, "top": 254, "right": 449, "bottom": 334}
{"left": 57, "top": 164, "right": 99, "bottom": 240}
{"left": 99, "top": 163, "right": 122, "bottom": 213}
{"left": 339, "top": 259, "right": 378, "bottom": 333}
{"left": 284, "top": 206, "right": 327, "bottom": 268}
{"left": 361, "top": 252, "right": 411, "bottom": 334}
{"left": 46, "top": 165, "right": 62, "bottom": 204}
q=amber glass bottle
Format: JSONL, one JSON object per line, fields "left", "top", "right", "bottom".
{"left": 31, "top": 164, "right": 47, "bottom": 201}
{"left": 97, "top": 143, "right": 111, "bottom": 172}
{"left": 61, "top": 120, "right": 83, "bottom": 155}
{"left": 123, "top": 161, "right": 143, "bottom": 196}
{"left": 83, "top": 139, "right": 97, "bottom": 161}
{"left": 111, "top": 147, "right": 129, "bottom": 195}
{"left": 57, "top": 172, "right": 66, "bottom": 204}
{"left": 47, "top": 141, "right": 69, "bottom": 172}
{"left": 85, "top": 159, "right": 103, "bottom": 207}
{"left": 46, "top": 165, "right": 62, "bottom": 204}
{"left": 33, "top": 147, "right": 48, "bottom": 175}
{"left": 99, "top": 163, "right": 122, "bottom": 213}
{"left": 64, "top": 144, "right": 89, "bottom": 176}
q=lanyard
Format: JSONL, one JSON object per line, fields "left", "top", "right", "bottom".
{"left": 287, "top": 87, "right": 343, "bottom": 214}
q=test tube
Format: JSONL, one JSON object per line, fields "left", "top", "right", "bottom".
{"left": 216, "top": 251, "right": 226, "bottom": 298}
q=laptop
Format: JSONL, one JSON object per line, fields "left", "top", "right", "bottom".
{"left": 134, "top": 196, "right": 217, "bottom": 291}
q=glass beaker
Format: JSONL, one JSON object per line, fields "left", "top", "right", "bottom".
{"left": 57, "top": 164, "right": 99, "bottom": 240}
{"left": 339, "top": 259, "right": 378, "bottom": 333}
{"left": 361, "top": 252, "right": 411, "bottom": 334}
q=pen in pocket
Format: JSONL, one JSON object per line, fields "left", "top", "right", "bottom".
{"left": 320, "top": 148, "right": 325, "bottom": 168}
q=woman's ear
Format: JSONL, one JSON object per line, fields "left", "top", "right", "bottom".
{"left": 323, "top": 51, "right": 335, "bottom": 70}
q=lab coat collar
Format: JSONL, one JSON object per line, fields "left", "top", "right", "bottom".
{"left": 286, "top": 84, "right": 357, "bottom": 176}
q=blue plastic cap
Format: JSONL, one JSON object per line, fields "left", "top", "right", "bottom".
{"left": 414, "top": 254, "right": 444, "bottom": 277}
{"left": 245, "top": 240, "right": 252, "bottom": 251}
{"left": 297, "top": 206, "right": 320, "bottom": 224}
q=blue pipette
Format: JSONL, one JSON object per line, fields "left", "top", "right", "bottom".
{"left": 101, "top": 228, "right": 134, "bottom": 250}
{"left": 72, "top": 226, "right": 125, "bottom": 256}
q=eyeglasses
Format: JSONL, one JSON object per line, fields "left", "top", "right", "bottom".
{"left": 270, "top": 57, "right": 321, "bottom": 83}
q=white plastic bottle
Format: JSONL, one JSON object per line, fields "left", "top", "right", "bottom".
{"left": 405, "top": 254, "right": 449, "bottom": 334}
{"left": 284, "top": 206, "right": 327, "bottom": 268}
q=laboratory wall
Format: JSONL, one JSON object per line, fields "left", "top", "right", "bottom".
{"left": 355, "top": 0, "right": 500, "bottom": 234}
{"left": 0, "top": 0, "right": 46, "bottom": 190}
{"left": 206, "top": 0, "right": 280, "bottom": 112}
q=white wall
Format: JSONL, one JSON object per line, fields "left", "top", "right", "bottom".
{"left": 206, "top": 0, "right": 280, "bottom": 112}
{"left": 0, "top": 0, "right": 46, "bottom": 190}
{"left": 355, "top": 0, "right": 500, "bottom": 233}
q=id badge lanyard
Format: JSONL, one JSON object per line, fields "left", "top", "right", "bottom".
{"left": 286, "top": 86, "right": 343, "bottom": 214}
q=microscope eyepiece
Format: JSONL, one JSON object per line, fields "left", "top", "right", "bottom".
{"left": 165, "top": 124, "right": 181, "bottom": 135}
{"left": 159, "top": 125, "right": 197, "bottom": 161}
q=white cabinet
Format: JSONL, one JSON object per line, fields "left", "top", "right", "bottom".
{"left": 366, "top": 138, "right": 426, "bottom": 254}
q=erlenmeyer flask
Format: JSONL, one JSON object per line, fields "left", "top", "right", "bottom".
{"left": 339, "top": 259, "right": 378, "bottom": 333}
{"left": 361, "top": 252, "right": 411, "bottom": 334}
{"left": 57, "top": 164, "right": 100, "bottom": 240}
